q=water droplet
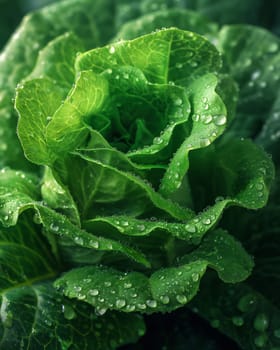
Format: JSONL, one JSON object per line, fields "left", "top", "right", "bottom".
{"left": 185, "top": 224, "right": 196, "bottom": 233}
{"left": 251, "top": 70, "right": 261, "bottom": 80}
{"left": 200, "top": 138, "right": 211, "bottom": 147}
{"left": 116, "top": 299, "right": 126, "bottom": 308}
{"left": 213, "top": 115, "right": 227, "bottom": 126}
{"left": 202, "top": 218, "right": 211, "bottom": 225}
{"left": 109, "top": 46, "right": 115, "bottom": 54}
{"left": 146, "top": 300, "right": 157, "bottom": 308}
{"left": 202, "top": 115, "right": 212, "bottom": 124}
{"left": 153, "top": 137, "right": 163, "bottom": 145}
{"left": 191, "top": 273, "right": 199, "bottom": 282}
{"left": 89, "top": 289, "right": 99, "bottom": 296}
{"left": 74, "top": 236, "right": 84, "bottom": 245}
{"left": 254, "top": 334, "right": 267, "bottom": 348}
{"left": 232, "top": 316, "right": 244, "bottom": 326}
{"left": 104, "top": 281, "right": 112, "bottom": 287}
{"left": 95, "top": 307, "right": 107, "bottom": 316}
{"left": 268, "top": 42, "right": 278, "bottom": 52}
{"left": 126, "top": 305, "right": 136, "bottom": 312}
{"left": 73, "top": 285, "right": 82, "bottom": 292}
{"left": 90, "top": 240, "right": 99, "bottom": 249}
{"left": 137, "top": 224, "right": 146, "bottom": 231}
{"left": 174, "top": 98, "right": 183, "bottom": 106}
{"left": 62, "top": 304, "right": 76, "bottom": 320}
{"left": 192, "top": 114, "right": 200, "bottom": 122}
{"left": 160, "top": 295, "right": 170, "bottom": 304}
{"left": 238, "top": 293, "right": 257, "bottom": 312}
{"left": 254, "top": 313, "right": 269, "bottom": 332}
{"left": 176, "top": 295, "right": 187, "bottom": 304}
{"left": 124, "top": 282, "right": 132, "bottom": 289}
{"left": 50, "top": 223, "right": 59, "bottom": 232}
{"left": 176, "top": 62, "right": 183, "bottom": 69}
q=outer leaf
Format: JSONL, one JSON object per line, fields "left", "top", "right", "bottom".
{"left": 114, "top": 8, "right": 218, "bottom": 41}
{"left": 191, "top": 276, "right": 280, "bottom": 350}
{"left": 15, "top": 78, "right": 65, "bottom": 165}
{"left": 55, "top": 229, "right": 253, "bottom": 314}
{"left": 0, "top": 169, "right": 150, "bottom": 268}
{"left": 0, "top": 0, "right": 114, "bottom": 169}
{"left": 0, "top": 216, "right": 145, "bottom": 349}
{"left": 217, "top": 25, "right": 280, "bottom": 150}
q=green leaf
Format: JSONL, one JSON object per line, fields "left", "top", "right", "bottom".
{"left": 28, "top": 31, "right": 84, "bottom": 89}
{"left": 191, "top": 276, "right": 280, "bottom": 350}
{"left": 217, "top": 25, "right": 280, "bottom": 147}
{"left": 0, "top": 169, "right": 150, "bottom": 268}
{"left": 114, "top": 8, "right": 218, "bottom": 41}
{"left": 0, "top": 215, "right": 145, "bottom": 349}
{"left": 55, "top": 229, "right": 253, "bottom": 314}
{"left": 0, "top": 0, "right": 115, "bottom": 169}
{"left": 15, "top": 78, "right": 65, "bottom": 165}
{"left": 52, "top": 151, "right": 193, "bottom": 221}
{"left": 76, "top": 27, "right": 221, "bottom": 86}
{"left": 46, "top": 70, "right": 109, "bottom": 157}
{"left": 159, "top": 73, "right": 227, "bottom": 196}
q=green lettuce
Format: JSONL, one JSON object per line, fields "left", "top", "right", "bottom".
{"left": 0, "top": 1, "right": 279, "bottom": 349}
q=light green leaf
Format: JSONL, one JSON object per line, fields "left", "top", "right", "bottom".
{"left": 46, "top": 70, "right": 109, "bottom": 157}
{"left": 15, "top": 78, "right": 65, "bottom": 165}
{"left": 55, "top": 229, "right": 253, "bottom": 314}
{"left": 76, "top": 27, "right": 221, "bottom": 86}
{"left": 159, "top": 73, "right": 227, "bottom": 196}
{"left": 0, "top": 0, "right": 115, "bottom": 169}
{"left": 28, "top": 31, "right": 84, "bottom": 89}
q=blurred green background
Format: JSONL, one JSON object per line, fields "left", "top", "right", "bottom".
{"left": 1, "top": 0, "right": 279, "bottom": 50}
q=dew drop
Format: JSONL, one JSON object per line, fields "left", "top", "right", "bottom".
{"left": 146, "top": 300, "right": 157, "bottom": 308}
{"left": 176, "top": 62, "right": 183, "bottom": 69}
{"left": 89, "top": 289, "right": 99, "bottom": 296}
{"left": 202, "top": 115, "right": 212, "bottom": 124}
{"left": 137, "top": 224, "right": 146, "bottom": 231}
{"left": 124, "top": 282, "right": 132, "bottom": 289}
{"left": 202, "top": 218, "right": 211, "bottom": 225}
{"left": 109, "top": 46, "right": 115, "bottom": 54}
{"left": 254, "top": 334, "right": 267, "bottom": 348}
{"left": 50, "top": 223, "right": 59, "bottom": 232}
{"left": 62, "top": 304, "right": 76, "bottom": 320}
{"left": 104, "top": 281, "right": 112, "bottom": 287}
{"left": 153, "top": 137, "right": 163, "bottom": 145}
{"left": 192, "top": 114, "right": 200, "bottom": 122}
{"left": 95, "top": 307, "right": 107, "bottom": 316}
{"left": 232, "top": 316, "right": 244, "bottom": 326}
{"left": 90, "top": 240, "right": 99, "bottom": 249}
{"left": 238, "top": 293, "right": 257, "bottom": 312}
{"left": 176, "top": 295, "right": 187, "bottom": 304}
{"left": 74, "top": 236, "right": 84, "bottom": 245}
{"left": 116, "top": 299, "right": 126, "bottom": 308}
{"left": 254, "top": 313, "right": 269, "bottom": 332}
{"left": 213, "top": 115, "right": 227, "bottom": 126}
{"left": 185, "top": 224, "right": 196, "bottom": 233}
{"left": 160, "top": 295, "right": 170, "bottom": 304}
{"left": 192, "top": 272, "right": 199, "bottom": 282}
{"left": 200, "top": 138, "right": 211, "bottom": 147}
